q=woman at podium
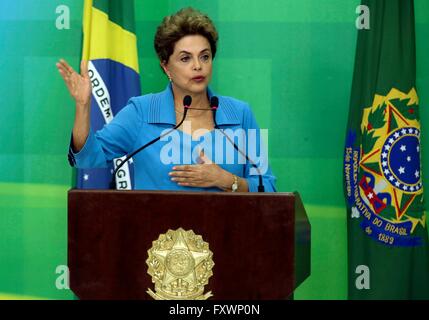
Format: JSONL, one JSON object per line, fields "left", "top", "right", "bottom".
{"left": 56, "top": 7, "right": 276, "bottom": 193}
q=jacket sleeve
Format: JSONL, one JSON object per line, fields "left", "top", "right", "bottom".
{"left": 68, "top": 97, "right": 143, "bottom": 169}
{"left": 241, "top": 103, "right": 277, "bottom": 192}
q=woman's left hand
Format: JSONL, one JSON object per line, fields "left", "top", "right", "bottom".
{"left": 169, "top": 150, "right": 232, "bottom": 189}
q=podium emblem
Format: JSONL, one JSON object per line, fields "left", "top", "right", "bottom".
{"left": 146, "top": 228, "right": 214, "bottom": 300}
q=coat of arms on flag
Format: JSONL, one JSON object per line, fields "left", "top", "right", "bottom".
{"left": 344, "top": 88, "right": 425, "bottom": 247}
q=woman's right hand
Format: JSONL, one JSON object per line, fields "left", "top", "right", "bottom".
{"left": 57, "top": 59, "right": 92, "bottom": 152}
{"left": 56, "top": 59, "right": 92, "bottom": 108}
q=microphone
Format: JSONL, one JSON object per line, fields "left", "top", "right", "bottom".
{"left": 210, "top": 96, "right": 265, "bottom": 192}
{"left": 110, "top": 95, "right": 192, "bottom": 189}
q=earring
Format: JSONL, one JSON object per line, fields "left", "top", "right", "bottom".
{"left": 168, "top": 75, "right": 172, "bottom": 82}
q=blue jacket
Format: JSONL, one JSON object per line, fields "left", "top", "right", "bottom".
{"left": 69, "top": 83, "right": 277, "bottom": 192}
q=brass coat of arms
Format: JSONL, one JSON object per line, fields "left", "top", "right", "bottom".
{"left": 146, "top": 228, "right": 214, "bottom": 300}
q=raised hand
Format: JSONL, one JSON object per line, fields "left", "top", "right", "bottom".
{"left": 56, "top": 59, "right": 92, "bottom": 107}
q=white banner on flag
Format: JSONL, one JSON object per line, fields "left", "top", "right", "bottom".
{"left": 88, "top": 61, "right": 132, "bottom": 190}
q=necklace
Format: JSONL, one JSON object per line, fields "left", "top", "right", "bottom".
{"left": 175, "top": 107, "right": 211, "bottom": 114}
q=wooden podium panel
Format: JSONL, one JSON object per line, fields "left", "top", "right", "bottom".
{"left": 68, "top": 190, "right": 310, "bottom": 300}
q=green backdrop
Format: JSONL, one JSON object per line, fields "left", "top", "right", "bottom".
{"left": 0, "top": 0, "right": 428, "bottom": 300}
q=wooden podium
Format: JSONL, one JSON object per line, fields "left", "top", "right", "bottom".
{"left": 68, "top": 190, "right": 310, "bottom": 300}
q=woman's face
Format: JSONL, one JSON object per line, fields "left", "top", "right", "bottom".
{"left": 162, "top": 35, "right": 213, "bottom": 96}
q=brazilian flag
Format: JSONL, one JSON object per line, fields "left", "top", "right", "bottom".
{"left": 77, "top": 0, "right": 141, "bottom": 189}
{"left": 344, "top": 0, "right": 429, "bottom": 299}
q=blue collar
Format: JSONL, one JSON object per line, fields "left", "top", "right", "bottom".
{"left": 147, "top": 83, "right": 240, "bottom": 126}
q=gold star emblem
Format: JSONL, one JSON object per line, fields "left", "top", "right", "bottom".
{"left": 365, "top": 226, "right": 373, "bottom": 235}
{"left": 146, "top": 228, "right": 214, "bottom": 300}
{"left": 152, "top": 230, "right": 210, "bottom": 287}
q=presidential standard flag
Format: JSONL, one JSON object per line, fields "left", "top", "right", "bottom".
{"left": 344, "top": 0, "right": 429, "bottom": 299}
{"left": 77, "top": 0, "right": 141, "bottom": 189}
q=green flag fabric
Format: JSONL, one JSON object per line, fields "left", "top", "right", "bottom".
{"left": 344, "top": 0, "right": 429, "bottom": 299}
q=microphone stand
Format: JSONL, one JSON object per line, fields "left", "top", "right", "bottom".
{"left": 110, "top": 97, "right": 191, "bottom": 189}
{"left": 211, "top": 98, "right": 265, "bottom": 192}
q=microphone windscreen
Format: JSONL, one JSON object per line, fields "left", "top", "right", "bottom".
{"left": 210, "top": 96, "right": 219, "bottom": 108}
{"left": 183, "top": 95, "right": 192, "bottom": 107}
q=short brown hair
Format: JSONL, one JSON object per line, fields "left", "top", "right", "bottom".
{"left": 154, "top": 7, "right": 219, "bottom": 63}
